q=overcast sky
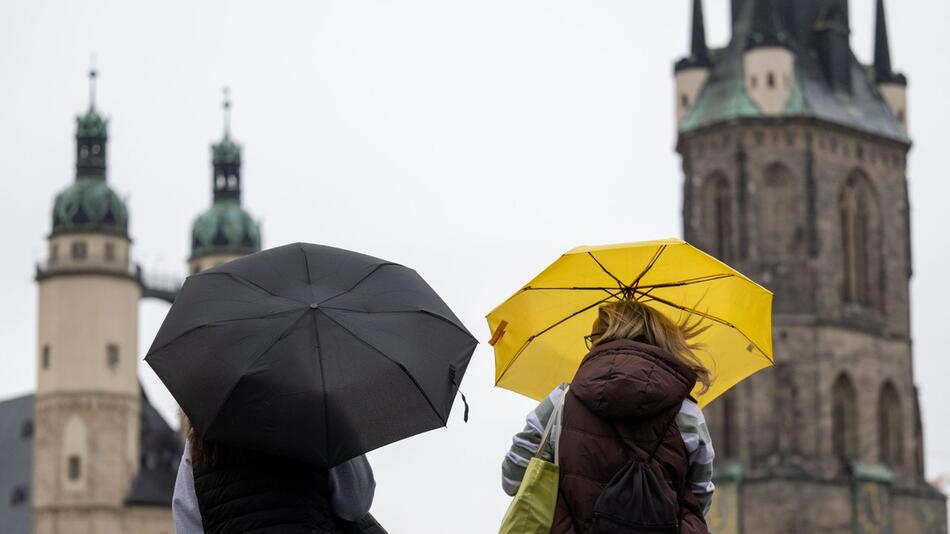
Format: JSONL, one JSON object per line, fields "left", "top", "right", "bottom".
{"left": 1, "top": 1, "right": 947, "bottom": 531}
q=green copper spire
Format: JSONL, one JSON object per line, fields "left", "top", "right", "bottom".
{"left": 191, "top": 87, "right": 261, "bottom": 260}
{"left": 52, "top": 63, "right": 129, "bottom": 237}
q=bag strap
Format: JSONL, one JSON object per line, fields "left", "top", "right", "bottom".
{"left": 535, "top": 386, "right": 569, "bottom": 461}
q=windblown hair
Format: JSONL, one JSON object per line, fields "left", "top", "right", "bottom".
{"left": 593, "top": 298, "right": 712, "bottom": 394}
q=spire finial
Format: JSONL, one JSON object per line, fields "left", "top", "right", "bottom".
{"left": 88, "top": 55, "right": 98, "bottom": 111}
{"left": 222, "top": 86, "right": 231, "bottom": 138}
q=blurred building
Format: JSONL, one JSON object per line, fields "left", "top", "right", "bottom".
{"left": 674, "top": 0, "right": 947, "bottom": 532}
{"left": 0, "top": 77, "right": 260, "bottom": 533}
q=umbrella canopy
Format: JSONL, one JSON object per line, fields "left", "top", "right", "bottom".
{"left": 486, "top": 239, "right": 773, "bottom": 407}
{"left": 146, "top": 243, "right": 477, "bottom": 467}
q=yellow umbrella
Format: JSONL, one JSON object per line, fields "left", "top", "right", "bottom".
{"left": 486, "top": 238, "right": 773, "bottom": 407}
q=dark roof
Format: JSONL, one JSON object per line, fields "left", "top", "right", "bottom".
{"left": 0, "top": 395, "right": 34, "bottom": 534}
{"left": 0, "top": 389, "right": 182, "bottom": 533}
{"left": 125, "top": 389, "right": 183, "bottom": 506}
{"left": 677, "top": 0, "right": 909, "bottom": 144}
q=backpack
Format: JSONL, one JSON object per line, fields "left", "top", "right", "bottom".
{"left": 588, "top": 414, "right": 680, "bottom": 534}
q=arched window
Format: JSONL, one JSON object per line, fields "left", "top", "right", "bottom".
{"left": 758, "top": 163, "right": 800, "bottom": 258}
{"left": 63, "top": 417, "right": 88, "bottom": 490}
{"left": 704, "top": 174, "right": 734, "bottom": 262}
{"left": 878, "top": 382, "right": 903, "bottom": 467}
{"left": 832, "top": 373, "right": 858, "bottom": 460}
{"left": 840, "top": 172, "right": 881, "bottom": 307}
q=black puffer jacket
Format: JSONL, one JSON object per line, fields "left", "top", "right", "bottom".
{"left": 192, "top": 447, "right": 348, "bottom": 534}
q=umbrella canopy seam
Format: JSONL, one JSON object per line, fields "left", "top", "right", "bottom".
{"left": 145, "top": 307, "right": 306, "bottom": 358}
{"left": 316, "top": 306, "right": 476, "bottom": 343}
{"left": 317, "top": 309, "right": 448, "bottom": 427}
{"left": 199, "top": 309, "right": 311, "bottom": 441}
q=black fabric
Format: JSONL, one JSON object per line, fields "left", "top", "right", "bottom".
{"left": 146, "top": 243, "right": 478, "bottom": 467}
{"left": 193, "top": 446, "right": 346, "bottom": 534}
{"left": 589, "top": 416, "right": 680, "bottom": 534}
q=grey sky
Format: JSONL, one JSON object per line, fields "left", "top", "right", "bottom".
{"left": 1, "top": 1, "right": 947, "bottom": 531}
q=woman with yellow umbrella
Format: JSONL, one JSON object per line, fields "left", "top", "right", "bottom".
{"left": 491, "top": 239, "right": 773, "bottom": 534}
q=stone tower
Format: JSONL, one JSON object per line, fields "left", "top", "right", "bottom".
{"left": 674, "top": 1, "right": 947, "bottom": 532}
{"left": 188, "top": 89, "right": 261, "bottom": 275}
{"left": 32, "top": 69, "right": 176, "bottom": 534}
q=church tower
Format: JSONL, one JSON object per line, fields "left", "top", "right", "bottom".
{"left": 674, "top": 1, "right": 946, "bottom": 532}
{"left": 33, "top": 68, "right": 141, "bottom": 534}
{"left": 188, "top": 89, "right": 261, "bottom": 275}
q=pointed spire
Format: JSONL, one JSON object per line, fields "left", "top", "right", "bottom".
{"left": 747, "top": 0, "right": 789, "bottom": 49}
{"left": 690, "top": 0, "right": 710, "bottom": 66}
{"left": 874, "top": 0, "right": 898, "bottom": 83}
{"left": 88, "top": 56, "right": 97, "bottom": 111}
{"left": 222, "top": 86, "right": 232, "bottom": 138}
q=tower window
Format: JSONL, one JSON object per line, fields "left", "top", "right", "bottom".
{"left": 896, "top": 109, "right": 905, "bottom": 124}
{"left": 41, "top": 345, "right": 50, "bottom": 370}
{"left": 841, "top": 174, "right": 880, "bottom": 307}
{"left": 705, "top": 175, "right": 734, "bottom": 262}
{"left": 67, "top": 456, "right": 81, "bottom": 481}
{"left": 106, "top": 344, "right": 119, "bottom": 370}
{"left": 50, "top": 244, "right": 59, "bottom": 263}
{"left": 832, "top": 373, "right": 858, "bottom": 460}
{"left": 71, "top": 241, "right": 87, "bottom": 260}
{"left": 104, "top": 242, "right": 115, "bottom": 262}
{"left": 680, "top": 94, "right": 689, "bottom": 109}
{"left": 878, "top": 382, "right": 903, "bottom": 467}
{"left": 216, "top": 174, "right": 226, "bottom": 190}
{"left": 91, "top": 144, "right": 100, "bottom": 155}
{"left": 228, "top": 175, "right": 238, "bottom": 189}
{"left": 749, "top": 75, "right": 758, "bottom": 89}
{"left": 79, "top": 146, "right": 89, "bottom": 159}
{"left": 767, "top": 72, "right": 776, "bottom": 88}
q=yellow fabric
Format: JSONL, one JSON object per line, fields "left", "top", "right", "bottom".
{"left": 498, "top": 457, "right": 560, "bottom": 534}
{"left": 487, "top": 238, "right": 773, "bottom": 407}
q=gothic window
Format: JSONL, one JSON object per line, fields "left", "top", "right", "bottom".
{"left": 704, "top": 174, "right": 734, "bottom": 262}
{"left": 41, "top": 345, "right": 50, "bottom": 370}
{"left": 67, "top": 456, "right": 81, "bottom": 481}
{"left": 71, "top": 241, "right": 87, "bottom": 260}
{"left": 758, "top": 163, "right": 800, "bottom": 259}
{"left": 878, "top": 382, "right": 903, "bottom": 467}
{"left": 832, "top": 373, "right": 858, "bottom": 460}
{"left": 106, "top": 344, "right": 119, "bottom": 370}
{"left": 840, "top": 172, "right": 881, "bottom": 307}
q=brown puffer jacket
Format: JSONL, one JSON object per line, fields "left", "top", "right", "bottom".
{"left": 552, "top": 339, "right": 709, "bottom": 534}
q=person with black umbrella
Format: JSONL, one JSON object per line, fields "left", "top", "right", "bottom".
{"left": 148, "top": 243, "right": 477, "bottom": 533}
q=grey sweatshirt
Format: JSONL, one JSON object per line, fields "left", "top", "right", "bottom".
{"left": 172, "top": 442, "right": 376, "bottom": 534}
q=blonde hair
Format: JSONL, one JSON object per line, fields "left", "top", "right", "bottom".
{"left": 593, "top": 299, "right": 712, "bottom": 394}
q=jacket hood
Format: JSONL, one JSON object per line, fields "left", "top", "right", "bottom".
{"left": 570, "top": 339, "right": 696, "bottom": 420}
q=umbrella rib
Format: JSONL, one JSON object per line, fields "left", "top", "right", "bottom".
{"left": 318, "top": 306, "right": 478, "bottom": 343}
{"left": 635, "top": 290, "right": 773, "bottom": 365}
{"left": 197, "top": 271, "right": 283, "bottom": 300}
{"left": 145, "top": 307, "right": 306, "bottom": 358}
{"left": 586, "top": 252, "right": 626, "bottom": 291}
{"left": 630, "top": 244, "right": 667, "bottom": 290}
{"left": 316, "top": 263, "right": 399, "bottom": 307}
{"left": 520, "top": 274, "right": 735, "bottom": 293}
{"left": 317, "top": 310, "right": 447, "bottom": 426}
{"left": 496, "top": 288, "right": 625, "bottom": 382}
{"left": 199, "top": 310, "right": 312, "bottom": 440}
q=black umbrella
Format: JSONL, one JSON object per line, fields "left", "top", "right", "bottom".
{"left": 146, "top": 243, "right": 477, "bottom": 467}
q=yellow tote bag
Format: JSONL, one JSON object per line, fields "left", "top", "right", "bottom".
{"left": 499, "top": 390, "right": 567, "bottom": 534}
